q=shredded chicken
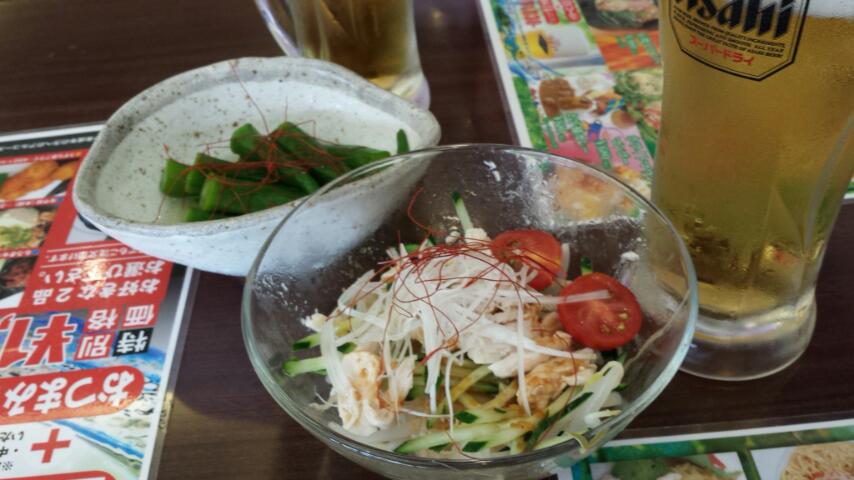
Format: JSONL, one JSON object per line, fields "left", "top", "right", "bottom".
{"left": 489, "top": 351, "right": 548, "bottom": 378}
{"left": 463, "top": 335, "right": 513, "bottom": 365}
{"left": 520, "top": 357, "right": 594, "bottom": 412}
{"left": 463, "top": 306, "right": 552, "bottom": 367}
{"left": 535, "top": 311, "right": 561, "bottom": 332}
{"left": 336, "top": 352, "right": 414, "bottom": 436}
{"left": 488, "top": 313, "right": 574, "bottom": 378}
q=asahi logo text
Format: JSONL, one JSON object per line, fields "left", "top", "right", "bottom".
{"left": 675, "top": 0, "right": 797, "bottom": 38}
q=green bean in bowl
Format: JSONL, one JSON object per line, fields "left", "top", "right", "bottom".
{"left": 73, "top": 57, "right": 440, "bottom": 276}
{"left": 159, "top": 122, "right": 410, "bottom": 222}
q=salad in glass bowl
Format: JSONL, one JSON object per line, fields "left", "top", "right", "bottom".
{"left": 243, "top": 144, "right": 697, "bottom": 480}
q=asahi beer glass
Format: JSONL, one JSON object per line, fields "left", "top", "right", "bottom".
{"left": 255, "top": 0, "right": 430, "bottom": 107}
{"left": 654, "top": 0, "right": 854, "bottom": 380}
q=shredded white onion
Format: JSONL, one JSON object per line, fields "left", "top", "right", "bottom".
{"left": 327, "top": 417, "right": 420, "bottom": 444}
{"left": 318, "top": 228, "right": 628, "bottom": 449}
{"left": 532, "top": 290, "right": 611, "bottom": 306}
{"left": 583, "top": 409, "right": 621, "bottom": 429}
{"left": 567, "top": 361, "right": 624, "bottom": 434}
{"left": 515, "top": 292, "right": 530, "bottom": 415}
{"left": 559, "top": 242, "right": 570, "bottom": 281}
{"left": 444, "top": 351, "right": 455, "bottom": 436}
{"left": 319, "top": 321, "right": 348, "bottom": 403}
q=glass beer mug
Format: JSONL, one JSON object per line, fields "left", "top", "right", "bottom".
{"left": 654, "top": 0, "right": 854, "bottom": 380}
{"left": 255, "top": 0, "right": 430, "bottom": 108}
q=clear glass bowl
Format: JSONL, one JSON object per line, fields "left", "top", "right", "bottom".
{"left": 242, "top": 144, "right": 697, "bottom": 480}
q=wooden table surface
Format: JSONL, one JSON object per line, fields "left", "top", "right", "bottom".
{"left": 2, "top": 0, "right": 853, "bottom": 478}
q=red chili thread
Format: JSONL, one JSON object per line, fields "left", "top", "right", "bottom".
{"left": 156, "top": 65, "right": 355, "bottom": 222}
{"left": 229, "top": 60, "right": 270, "bottom": 134}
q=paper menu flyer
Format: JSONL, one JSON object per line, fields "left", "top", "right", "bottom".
{"left": 477, "top": 0, "right": 854, "bottom": 200}
{"left": 563, "top": 418, "right": 854, "bottom": 480}
{"left": 0, "top": 125, "right": 194, "bottom": 480}
{"left": 479, "top": 0, "right": 662, "bottom": 196}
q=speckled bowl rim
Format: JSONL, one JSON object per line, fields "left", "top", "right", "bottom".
{"left": 72, "top": 57, "right": 440, "bottom": 238}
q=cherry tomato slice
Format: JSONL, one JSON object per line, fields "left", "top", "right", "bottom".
{"left": 708, "top": 454, "right": 726, "bottom": 471}
{"left": 557, "top": 272, "right": 642, "bottom": 350}
{"left": 491, "top": 230, "right": 562, "bottom": 290}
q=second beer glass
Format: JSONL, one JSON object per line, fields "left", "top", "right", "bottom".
{"left": 256, "top": 0, "right": 430, "bottom": 107}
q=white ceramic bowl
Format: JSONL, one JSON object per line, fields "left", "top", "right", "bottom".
{"left": 73, "top": 57, "right": 441, "bottom": 276}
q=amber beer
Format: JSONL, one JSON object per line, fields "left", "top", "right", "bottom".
{"left": 258, "top": 0, "right": 427, "bottom": 103}
{"left": 654, "top": 0, "right": 854, "bottom": 379}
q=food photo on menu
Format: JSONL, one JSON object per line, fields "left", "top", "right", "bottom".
{"left": 589, "top": 453, "right": 746, "bottom": 479}
{"left": 0, "top": 158, "right": 79, "bottom": 202}
{"left": 0, "top": 206, "right": 58, "bottom": 249}
{"left": 0, "top": 256, "right": 38, "bottom": 306}
{"left": 576, "top": 0, "right": 659, "bottom": 31}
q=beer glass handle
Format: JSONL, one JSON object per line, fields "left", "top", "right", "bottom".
{"left": 254, "top": 0, "right": 301, "bottom": 57}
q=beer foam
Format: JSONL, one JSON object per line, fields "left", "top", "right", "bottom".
{"left": 808, "top": 1, "right": 854, "bottom": 18}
